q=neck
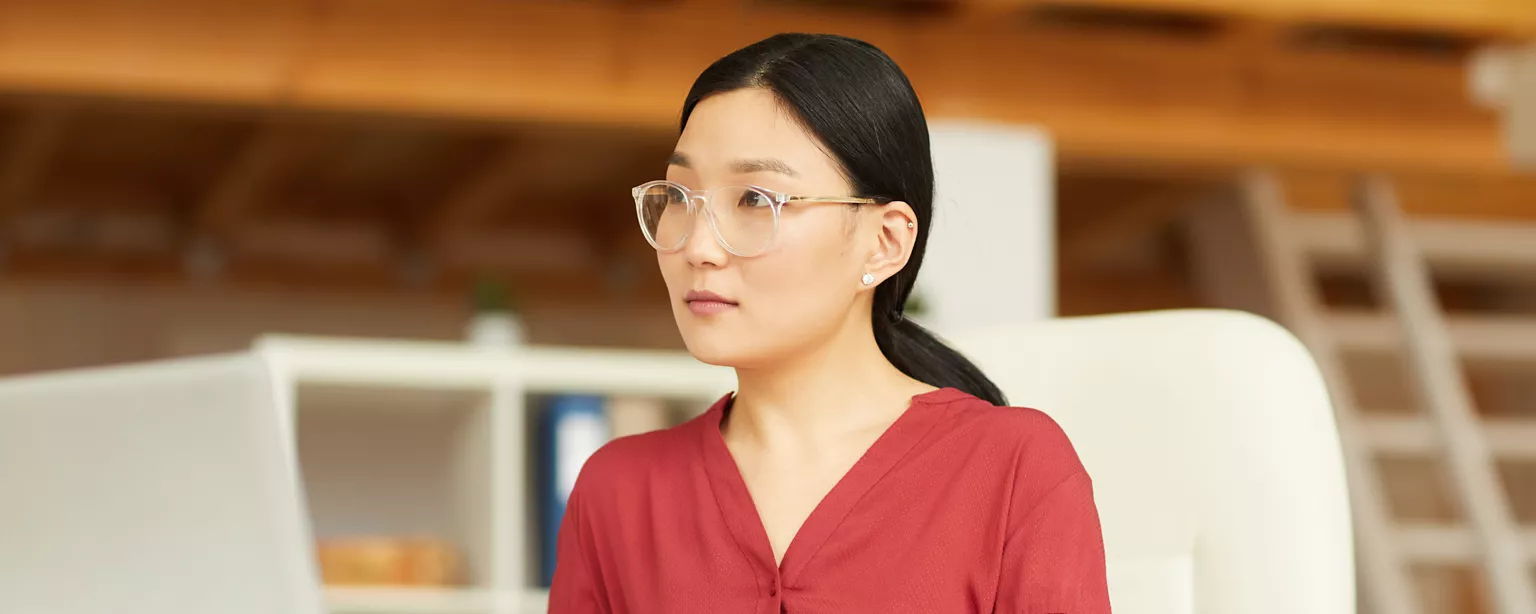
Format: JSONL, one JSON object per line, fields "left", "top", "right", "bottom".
{"left": 727, "top": 316, "right": 932, "bottom": 447}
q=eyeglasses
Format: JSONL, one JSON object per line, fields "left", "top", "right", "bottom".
{"left": 632, "top": 180, "right": 887, "bottom": 257}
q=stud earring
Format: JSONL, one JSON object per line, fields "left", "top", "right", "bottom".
{"left": 861, "top": 273, "right": 875, "bottom": 285}
{"left": 907, "top": 222, "right": 915, "bottom": 229}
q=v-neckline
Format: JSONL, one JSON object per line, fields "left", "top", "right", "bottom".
{"left": 697, "top": 388, "right": 966, "bottom": 589}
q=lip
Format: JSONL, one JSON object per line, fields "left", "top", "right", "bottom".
{"left": 684, "top": 290, "right": 738, "bottom": 316}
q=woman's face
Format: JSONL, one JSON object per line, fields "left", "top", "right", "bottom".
{"left": 658, "top": 88, "right": 914, "bottom": 368}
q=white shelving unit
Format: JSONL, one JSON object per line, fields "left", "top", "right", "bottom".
{"left": 254, "top": 334, "right": 735, "bottom": 614}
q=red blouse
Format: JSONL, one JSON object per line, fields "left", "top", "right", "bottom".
{"left": 548, "top": 387, "right": 1110, "bottom": 614}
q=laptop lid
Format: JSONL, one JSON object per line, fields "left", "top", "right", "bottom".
{"left": 0, "top": 353, "right": 323, "bottom": 614}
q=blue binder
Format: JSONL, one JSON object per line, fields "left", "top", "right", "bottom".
{"left": 538, "top": 394, "right": 610, "bottom": 587}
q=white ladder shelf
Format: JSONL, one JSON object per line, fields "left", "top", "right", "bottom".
{"left": 1234, "top": 170, "right": 1536, "bottom": 614}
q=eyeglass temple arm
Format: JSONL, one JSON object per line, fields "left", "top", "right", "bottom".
{"left": 785, "top": 196, "right": 889, "bottom": 205}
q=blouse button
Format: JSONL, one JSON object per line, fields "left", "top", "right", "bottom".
{"left": 769, "top": 586, "right": 778, "bottom": 597}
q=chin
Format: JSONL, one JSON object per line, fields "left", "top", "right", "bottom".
{"left": 676, "top": 325, "right": 775, "bottom": 369}
{"left": 679, "top": 335, "right": 750, "bottom": 368}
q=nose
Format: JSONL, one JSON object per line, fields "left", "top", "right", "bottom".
{"left": 680, "top": 195, "right": 727, "bottom": 269}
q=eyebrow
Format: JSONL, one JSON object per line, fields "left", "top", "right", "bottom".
{"left": 731, "top": 157, "right": 799, "bottom": 178}
{"left": 667, "top": 152, "right": 800, "bottom": 178}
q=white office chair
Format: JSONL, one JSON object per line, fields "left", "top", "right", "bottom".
{"left": 950, "top": 309, "right": 1355, "bottom": 614}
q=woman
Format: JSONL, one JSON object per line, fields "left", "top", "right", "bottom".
{"left": 550, "top": 33, "right": 1109, "bottom": 613}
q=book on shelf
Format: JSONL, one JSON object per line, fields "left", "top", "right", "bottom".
{"left": 534, "top": 394, "right": 689, "bottom": 586}
{"left": 537, "top": 394, "right": 609, "bottom": 587}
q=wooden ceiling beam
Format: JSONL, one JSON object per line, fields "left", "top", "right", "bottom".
{"left": 1, "top": 219, "right": 614, "bottom": 289}
{"left": 0, "top": 0, "right": 312, "bottom": 104}
{"left": 7, "top": 194, "right": 612, "bottom": 279}
{"left": 0, "top": 103, "right": 69, "bottom": 222}
{"left": 0, "top": 247, "right": 647, "bottom": 303}
{"left": 426, "top": 140, "right": 529, "bottom": 245}
{"left": 1015, "top": 0, "right": 1536, "bottom": 40}
{"left": 224, "top": 220, "right": 604, "bottom": 278}
{"left": 0, "top": 0, "right": 1522, "bottom": 175}
{"left": 197, "top": 124, "right": 297, "bottom": 235}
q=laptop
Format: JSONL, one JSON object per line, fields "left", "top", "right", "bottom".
{"left": 0, "top": 353, "right": 324, "bottom": 614}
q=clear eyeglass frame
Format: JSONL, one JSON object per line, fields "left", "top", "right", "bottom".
{"left": 631, "top": 179, "right": 887, "bottom": 257}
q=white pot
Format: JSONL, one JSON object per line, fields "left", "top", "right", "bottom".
{"left": 467, "top": 311, "right": 523, "bottom": 348}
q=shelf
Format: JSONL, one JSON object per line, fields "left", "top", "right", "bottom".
{"left": 1294, "top": 212, "right": 1536, "bottom": 281}
{"left": 259, "top": 333, "right": 728, "bottom": 613}
{"left": 1397, "top": 524, "right": 1536, "bottom": 564}
{"left": 520, "top": 346, "right": 732, "bottom": 398}
{"left": 257, "top": 335, "right": 508, "bottom": 389}
{"left": 299, "top": 383, "right": 492, "bottom": 416}
{"left": 297, "top": 387, "right": 495, "bottom": 586}
{"left": 325, "top": 586, "right": 492, "bottom": 614}
{"left": 254, "top": 334, "right": 735, "bottom": 399}
{"left": 523, "top": 590, "right": 549, "bottom": 614}
{"left": 1327, "top": 310, "right": 1536, "bottom": 366}
{"left": 1362, "top": 414, "right": 1536, "bottom": 460}
{"left": 323, "top": 587, "right": 549, "bottom": 614}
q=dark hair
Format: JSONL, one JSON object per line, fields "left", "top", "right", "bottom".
{"left": 679, "top": 32, "right": 1007, "bottom": 406}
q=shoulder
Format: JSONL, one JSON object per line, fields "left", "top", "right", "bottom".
{"left": 566, "top": 402, "right": 717, "bottom": 508}
{"left": 573, "top": 423, "right": 691, "bottom": 491}
{"left": 935, "top": 390, "right": 1082, "bottom": 467}
{"left": 924, "top": 389, "right": 1088, "bottom": 490}
{"left": 929, "top": 390, "right": 1096, "bottom": 527}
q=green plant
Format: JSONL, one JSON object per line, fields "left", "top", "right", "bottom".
{"left": 472, "top": 279, "right": 516, "bottom": 314}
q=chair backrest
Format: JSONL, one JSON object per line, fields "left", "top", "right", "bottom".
{"left": 949, "top": 309, "right": 1355, "bottom": 614}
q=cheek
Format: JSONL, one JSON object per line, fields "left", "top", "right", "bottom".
{"left": 657, "top": 252, "right": 686, "bottom": 292}
{"left": 655, "top": 214, "right": 866, "bottom": 366}
{"left": 742, "top": 225, "right": 860, "bottom": 327}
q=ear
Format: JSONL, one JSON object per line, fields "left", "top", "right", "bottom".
{"left": 862, "top": 201, "right": 918, "bottom": 285}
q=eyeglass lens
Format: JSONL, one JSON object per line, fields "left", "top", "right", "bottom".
{"left": 638, "top": 183, "right": 778, "bottom": 256}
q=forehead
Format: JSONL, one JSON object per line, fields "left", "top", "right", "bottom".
{"left": 674, "top": 88, "right": 842, "bottom": 182}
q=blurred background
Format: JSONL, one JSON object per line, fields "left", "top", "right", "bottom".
{"left": 1, "top": 0, "right": 1533, "bottom": 613}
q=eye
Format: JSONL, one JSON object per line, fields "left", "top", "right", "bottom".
{"left": 736, "top": 189, "right": 773, "bottom": 208}
{"left": 642, "top": 183, "right": 687, "bottom": 209}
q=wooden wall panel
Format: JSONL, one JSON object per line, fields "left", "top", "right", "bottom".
{"left": 1255, "top": 46, "right": 1493, "bottom": 124}
{"left": 614, "top": 5, "right": 921, "bottom": 128}
{"left": 1031, "top": 0, "right": 1536, "bottom": 40}
{"left": 293, "top": 1, "right": 629, "bottom": 123}
{"left": 0, "top": 0, "right": 1525, "bottom": 174}
{"left": 0, "top": 0, "right": 309, "bottom": 102}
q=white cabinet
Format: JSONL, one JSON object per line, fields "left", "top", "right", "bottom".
{"left": 255, "top": 334, "right": 734, "bottom": 614}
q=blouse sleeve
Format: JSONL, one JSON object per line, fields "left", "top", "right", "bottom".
{"left": 547, "top": 488, "right": 606, "bottom": 614}
{"left": 994, "top": 470, "right": 1112, "bottom": 614}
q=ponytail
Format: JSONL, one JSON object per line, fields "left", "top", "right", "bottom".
{"left": 872, "top": 297, "right": 1007, "bottom": 407}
